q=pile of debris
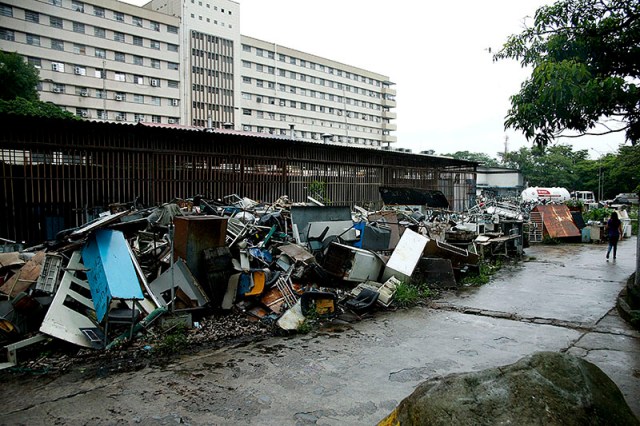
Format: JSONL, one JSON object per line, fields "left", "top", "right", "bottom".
{"left": 0, "top": 189, "right": 525, "bottom": 372}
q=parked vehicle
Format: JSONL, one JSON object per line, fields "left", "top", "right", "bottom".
{"left": 570, "top": 190, "right": 597, "bottom": 205}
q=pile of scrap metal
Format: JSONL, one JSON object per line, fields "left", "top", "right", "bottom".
{"left": 0, "top": 191, "right": 489, "bottom": 368}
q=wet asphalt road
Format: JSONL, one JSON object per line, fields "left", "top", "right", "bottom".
{"left": 1, "top": 239, "right": 638, "bottom": 425}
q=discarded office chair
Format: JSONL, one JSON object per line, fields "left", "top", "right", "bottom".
{"left": 345, "top": 288, "right": 379, "bottom": 314}
{"left": 300, "top": 291, "right": 337, "bottom": 319}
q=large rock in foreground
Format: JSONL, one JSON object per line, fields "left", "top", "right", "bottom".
{"left": 379, "top": 352, "right": 638, "bottom": 425}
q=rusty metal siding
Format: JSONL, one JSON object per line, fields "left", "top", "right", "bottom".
{"left": 532, "top": 205, "right": 581, "bottom": 239}
{"left": 0, "top": 115, "right": 476, "bottom": 243}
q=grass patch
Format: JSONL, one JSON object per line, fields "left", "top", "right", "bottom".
{"left": 462, "top": 259, "right": 503, "bottom": 287}
{"left": 393, "top": 282, "right": 432, "bottom": 309}
{"left": 155, "top": 323, "right": 189, "bottom": 355}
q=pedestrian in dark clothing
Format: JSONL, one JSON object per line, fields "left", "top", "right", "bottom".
{"left": 606, "top": 211, "right": 623, "bottom": 260}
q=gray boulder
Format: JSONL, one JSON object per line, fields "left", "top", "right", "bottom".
{"left": 379, "top": 352, "right": 638, "bottom": 425}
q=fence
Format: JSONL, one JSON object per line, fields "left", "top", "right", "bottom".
{"left": 0, "top": 115, "right": 476, "bottom": 244}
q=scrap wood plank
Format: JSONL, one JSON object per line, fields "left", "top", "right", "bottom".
{"left": 0, "top": 251, "right": 45, "bottom": 297}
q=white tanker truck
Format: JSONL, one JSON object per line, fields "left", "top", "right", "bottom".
{"left": 520, "top": 187, "right": 571, "bottom": 203}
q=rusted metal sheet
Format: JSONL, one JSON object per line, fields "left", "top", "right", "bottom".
{"left": 532, "top": 205, "right": 581, "bottom": 239}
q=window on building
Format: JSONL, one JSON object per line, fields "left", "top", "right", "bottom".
{"left": 150, "top": 21, "right": 160, "bottom": 31}
{"left": 133, "top": 75, "right": 144, "bottom": 84}
{"left": 51, "top": 62, "right": 64, "bottom": 72}
{"left": 75, "top": 87, "right": 89, "bottom": 96}
{"left": 256, "top": 48, "right": 263, "bottom": 57}
{"left": 242, "top": 76, "right": 251, "bottom": 84}
{"left": 114, "top": 72, "right": 125, "bottom": 82}
{"left": 167, "top": 25, "right": 178, "bottom": 34}
{"left": 73, "top": 44, "right": 86, "bottom": 55}
{"left": 73, "top": 22, "right": 84, "bottom": 33}
{"left": 114, "top": 32, "right": 125, "bottom": 42}
{"left": 132, "top": 16, "right": 142, "bottom": 27}
{"left": 256, "top": 111, "right": 264, "bottom": 119}
{"left": 25, "top": 10, "right": 39, "bottom": 23}
{"left": 116, "top": 112, "right": 126, "bottom": 121}
{"left": 94, "top": 27, "right": 105, "bottom": 38}
{"left": 151, "top": 59, "right": 160, "bottom": 69}
{"left": 133, "top": 94, "right": 144, "bottom": 104}
{"left": 167, "top": 62, "right": 178, "bottom": 70}
{"left": 95, "top": 48, "right": 106, "bottom": 58}
{"left": 50, "top": 16, "right": 63, "bottom": 28}
{"left": 95, "top": 69, "right": 106, "bottom": 79}
{"left": 71, "top": 1, "right": 84, "bottom": 13}
{"left": 27, "top": 57, "right": 41, "bottom": 68}
{"left": 167, "top": 43, "right": 178, "bottom": 52}
{"left": 243, "top": 109, "right": 251, "bottom": 116}
{"left": 133, "top": 56, "right": 143, "bottom": 66}
{"left": 133, "top": 36, "right": 143, "bottom": 46}
{"left": 152, "top": 115, "right": 161, "bottom": 123}
{"left": 150, "top": 40, "right": 160, "bottom": 50}
{"left": 115, "top": 52, "right": 125, "bottom": 62}
{"left": 242, "top": 61, "right": 251, "bottom": 68}
{"left": 151, "top": 96, "right": 160, "bottom": 106}
{"left": 168, "top": 80, "right": 179, "bottom": 88}
{"left": 51, "top": 39, "right": 64, "bottom": 51}
{"left": 242, "top": 92, "right": 251, "bottom": 100}
{"left": 26, "top": 34, "right": 40, "bottom": 46}
{"left": 242, "top": 44, "right": 251, "bottom": 52}
{"left": 95, "top": 89, "right": 105, "bottom": 99}
{"left": 93, "top": 6, "right": 104, "bottom": 17}
{"left": 150, "top": 78, "right": 160, "bottom": 87}
{"left": 114, "top": 11, "right": 124, "bottom": 22}
{"left": 97, "top": 110, "right": 107, "bottom": 120}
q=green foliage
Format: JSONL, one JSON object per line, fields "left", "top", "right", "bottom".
{"left": 542, "top": 236, "right": 561, "bottom": 245}
{"left": 0, "top": 98, "right": 78, "bottom": 120}
{"left": 307, "top": 180, "right": 330, "bottom": 204}
{"left": 501, "top": 144, "right": 640, "bottom": 200}
{"left": 156, "top": 324, "right": 188, "bottom": 355}
{"left": 393, "top": 282, "right": 432, "bottom": 308}
{"left": 583, "top": 207, "right": 613, "bottom": 222}
{"left": 462, "top": 259, "right": 503, "bottom": 286}
{"left": 297, "top": 307, "right": 319, "bottom": 334}
{"left": 441, "top": 151, "right": 501, "bottom": 167}
{"left": 0, "top": 51, "right": 39, "bottom": 101}
{"left": 494, "top": 0, "right": 640, "bottom": 146}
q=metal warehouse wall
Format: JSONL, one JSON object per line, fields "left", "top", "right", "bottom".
{"left": 0, "top": 115, "right": 476, "bottom": 244}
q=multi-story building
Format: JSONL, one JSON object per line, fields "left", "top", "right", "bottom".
{"left": 0, "top": 0, "right": 396, "bottom": 147}
{"left": 238, "top": 36, "right": 397, "bottom": 148}
{"left": 1, "top": 0, "right": 182, "bottom": 124}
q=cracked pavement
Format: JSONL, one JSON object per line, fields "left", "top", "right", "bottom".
{"left": 1, "top": 239, "right": 638, "bottom": 425}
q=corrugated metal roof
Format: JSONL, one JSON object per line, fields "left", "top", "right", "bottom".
{"left": 533, "top": 204, "right": 581, "bottom": 239}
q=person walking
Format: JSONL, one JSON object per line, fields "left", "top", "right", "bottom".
{"left": 606, "top": 211, "right": 623, "bottom": 260}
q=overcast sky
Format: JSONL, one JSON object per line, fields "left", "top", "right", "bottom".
{"left": 126, "top": 0, "right": 626, "bottom": 159}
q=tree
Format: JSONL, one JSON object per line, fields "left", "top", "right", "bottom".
{"left": 494, "top": 0, "right": 640, "bottom": 147}
{"left": 442, "top": 151, "right": 501, "bottom": 167}
{"left": 0, "top": 51, "right": 39, "bottom": 101}
{"left": 0, "top": 97, "right": 77, "bottom": 120}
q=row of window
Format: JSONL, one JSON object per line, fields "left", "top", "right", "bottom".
{"left": 238, "top": 125, "right": 383, "bottom": 146}
{"left": 72, "top": 108, "right": 179, "bottom": 124}
{"left": 242, "top": 61, "right": 382, "bottom": 99}
{"left": 241, "top": 93, "right": 382, "bottom": 122}
{"left": 244, "top": 80, "right": 382, "bottom": 110}
{"left": 40, "top": 0, "right": 178, "bottom": 34}
{"left": 242, "top": 44, "right": 384, "bottom": 88}
{"left": 13, "top": 8, "right": 180, "bottom": 53}
{"left": 13, "top": 29, "right": 180, "bottom": 71}
{"left": 251, "top": 110, "right": 383, "bottom": 133}
{"left": 189, "top": 12, "right": 232, "bottom": 28}
{"left": 47, "top": 82, "right": 179, "bottom": 106}
{"left": 190, "top": 0, "right": 233, "bottom": 15}
{"left": 38, "top": 58, "right": 177, "bottom": 90}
